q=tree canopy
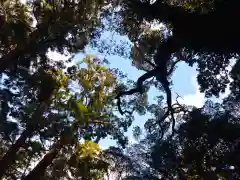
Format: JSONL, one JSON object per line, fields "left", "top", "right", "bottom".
{"left": 0, "top": 0, "right": 239, "bottom": 179}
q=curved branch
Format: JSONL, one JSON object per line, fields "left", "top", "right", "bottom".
{"left": 157, "top": 109, "right": 170, "bottom": 139}
{"left": 116, "top": 69, "right": 157, "bottom": 115}
{"left": 116, "top": 88, "right": 138, "bottom": 115}
{"left": 167, "top": 59, "right": 181, "bottom": 76}
{"left": 153, "top": 72, "right": 176, "bottom": 138}
{"left": 136, "top": 68, "right": 158, "bottom": 92}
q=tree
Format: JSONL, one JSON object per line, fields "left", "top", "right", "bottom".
{"left": 0, "top": 0, "right": 108, "bottom": 73}
{"left": 110, "top": 0, "right": 238, "bottom": 97}
{"left": 1, "top": 0, "right": 240, "bottom": 179}
{"left": 0, "top": 0, "right": 133, "bottom": 178}
{"left": 103, "top": 95, "right": 240, "bottom": 180}
{"left": 96, "top": 0, "right": 238, "bottom": 137}
{"left": 23, "top": 56, "right": 131, "bottom": 179}
{"left": 87, "top": 2, "right": 240, "bottom": 179}
{"left": 0, "top": 66, "right": 62, "bottom": 177}
{"left": 0, "top": 0, "right": 135, "bottom": 176}
{"left": 0, "top": 52, "right": 135, "bottom": 179}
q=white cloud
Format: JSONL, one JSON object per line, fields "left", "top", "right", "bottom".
{"left": 46, "top": 50, "right": 71, "bottom": 61}
{"left": 176, "top": 72, "right": 232, "bottom": 108}
{"left": 178, "top": 75, "right": 205, "bottom": 108}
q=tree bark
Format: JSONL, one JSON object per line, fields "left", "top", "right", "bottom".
{"left": 0, "top": 129, "right": 30, "bottom": 177}
{"left": 0, "top": 102, "right": 48, "bottom": 178}
{"left": 23, "top": 123, "right": 78, "bottom": 179}
{"left": 23, "top": 143, "right": 62, "bottom": 180}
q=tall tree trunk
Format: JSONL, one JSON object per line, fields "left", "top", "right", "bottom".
{"left": 23, "top": 143, "right": 62, "bottom": 180}
{"left": 24, "top": 123, "right": 78, "bottom": 179}
{"left": 0, "top": 129, "right": 30, "bottom": 177}
{"left": 23, "top": 112, "right": 106, "bottom": 179}
{"left": 0, "top": 102, "right": 48, "bottom": 178}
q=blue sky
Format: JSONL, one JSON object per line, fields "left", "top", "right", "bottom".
{"left": 97, "top": 56, "right": 199, "bottom": 148}
{"left": 48, "top": 48, "right": 199, "bottom": 149}
{"left": 94, "top": 54, "right": 230, "bottom": 149}
{"left": 75, "top": 55, "right": 201, "bottom": 148}
{"left": 74, "top": 31, "right": 206, "bottom": 148}
{"left": 21, "top": 0, "right": 207, "bottom": 149}
{"left": 84, "top": 30, "right": 232, "bottom": 149}
{"left": 47, "top": 23, "right": 231, "bottom": 150}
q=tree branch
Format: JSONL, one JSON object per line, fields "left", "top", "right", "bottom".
{"left": 167, "top": 59, "right": 181, "bottom": 76}
{"left": 116, "top": 69, "right": 157, "bottom": 115}
{"left": 125, "top": 0, "right": 187, "bottom": 23}
{"left": 116, "top": 88, "right": 139, "bottom": 115}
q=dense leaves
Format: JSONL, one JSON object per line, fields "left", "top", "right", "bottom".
{"left": 102, "top": 97, "right": 240, "bottom": 180}
{"left": 0, "top": 0, "right": 239, "bottom": 179}
{"left": 0, "top": 0, "right": 132, "bottom": 179}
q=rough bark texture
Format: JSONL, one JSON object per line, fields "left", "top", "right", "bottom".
{"left": 23, "top": 143, "right": 61, "bottom": 180}
{"left": 0, "top": 102, "right": 49, "bottom": 178}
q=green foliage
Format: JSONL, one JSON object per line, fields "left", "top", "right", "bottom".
{"left": 0, "top": 0, "right": 240, "bottom": 180}
{"left": 102, "top": 98, "right": 240, "bottom": 180}
{"left": 0, "top": 0, "right": 133, "bottom": 175}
